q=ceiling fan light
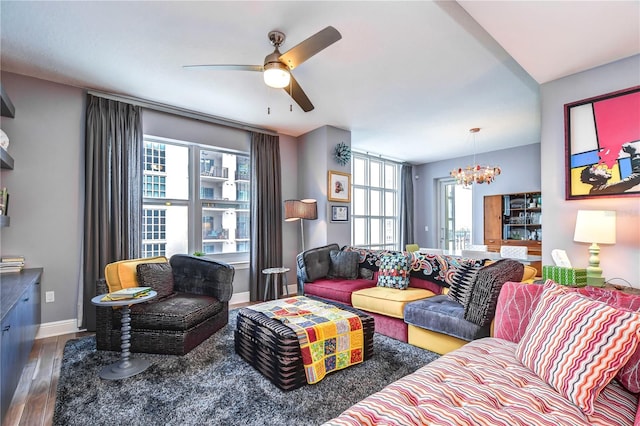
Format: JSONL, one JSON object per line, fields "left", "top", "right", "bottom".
{"left": 263, "top": 62, "right": 291, "bottom": 88}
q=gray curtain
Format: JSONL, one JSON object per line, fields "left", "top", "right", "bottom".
{"left": 399, "top": 163, "right": 414, "bottom": 249}
{"left": 250, "top": 132, "right": 283, "bottom": 301}
{"left": 82, "top": 94, "right": 142, "bottom": 330}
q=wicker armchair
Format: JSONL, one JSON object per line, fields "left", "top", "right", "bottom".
{"left": 96, "top": 254, "right": 234, "bottom": 355}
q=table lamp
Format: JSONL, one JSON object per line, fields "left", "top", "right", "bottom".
{"left": 573, "top": 210, "right": 616, "bottom": 287}
{"left": 284, "top": 199, "right": 317, "bottom": 252}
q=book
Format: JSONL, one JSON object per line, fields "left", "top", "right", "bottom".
{"left": 0, "top": 188, "right": 8, "bottom": 216}
{"left": 2, "top": 255, "right": 25, "bottom": 263}
{"left": 102, "top": 286, "right": 152, "bottom": 301}
{"left": 0, "top": 261, "right": 24, "bottom": 268}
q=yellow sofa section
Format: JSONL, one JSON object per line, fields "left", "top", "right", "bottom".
{"left": 104, "top": 256, "right": 168, "bottom": 292}
{"left": 351, "top": 287, "right": 435, "bottom": 319}
{"left": 408, "top": 324, "right": 468, "bottom": 355}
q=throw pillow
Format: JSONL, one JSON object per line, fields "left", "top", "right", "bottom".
{"left": 359, "top": 267, "right": 374, "bottom": 280}
{"left": 515, "top": 281, "right": 640, "bottom": 415}
{"left": 447, "top": 261, "right": 481, "bottom": 307}
{"left": 376, "top": 253, "right": 410, "bottom": 290}
{"left": 463, "top": 259, "right": 523, "bottom": 327}
{"left": 574, "top": 285, "right": 640, "bottom": 394}
{"left": 104, "top": 256, "right": 168, "bottom": 292}
{"left": 301, "top": 243, "right": 340, "bottom": 282}
{"left": 408, "top": 253, "right": 485, "bottom": 288}
{"left": 327, "top": 250, "right": 360, "bottom": 280}
{"left": 136, "top": 262, "right": 175, "bottom": 299}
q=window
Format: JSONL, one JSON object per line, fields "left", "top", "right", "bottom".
{"left": 351, "top": 152, "right": 401, "bottom": 250}
{"left": 437, "top": 178, "right": 473, "bottom": 250}
{"left": 141, "top": 136, "right": 250, "bottom": 262}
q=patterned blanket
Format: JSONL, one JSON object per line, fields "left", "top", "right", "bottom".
{"left": 249, "top": 296, "right": 364, "bottom": 384}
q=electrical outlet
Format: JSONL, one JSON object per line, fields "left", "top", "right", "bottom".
{"left": 45, "top": 291, "right": 55, "bottom": 303}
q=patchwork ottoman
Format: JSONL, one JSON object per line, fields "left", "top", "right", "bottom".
{"left": 234, "top": 299, "right": 374, "bottom": 391}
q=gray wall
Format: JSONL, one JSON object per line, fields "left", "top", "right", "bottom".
{"left": 297, "top": 125, "right": 351, "bottom": 250}
{"left": 279, "top": 133, "right": 299, "bottom": 287}
{"left": 0, "top": 72, "right": 85, "bottom": 324}
{"left": 540, "top": 54, "right": 640, "bottom": 285}
{"left": 413, "top": 142, "right": 541, "bottom": 249}
{"left": 0, "top": 71, "right": 301, "bottom": 324}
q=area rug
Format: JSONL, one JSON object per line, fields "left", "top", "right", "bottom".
{"left": 53, "top": 310, "right": 439, "bottom": 426}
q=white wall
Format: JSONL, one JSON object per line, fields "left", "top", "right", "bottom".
{"left": 540, "top": 54, "right": 640, "bottom": 286}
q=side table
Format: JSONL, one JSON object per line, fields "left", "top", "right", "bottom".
{"left": 262, "top": 267, "right": 290, "bottom": 301}
{"left": 91, "top": 291, "right": 157, "bottom": 380}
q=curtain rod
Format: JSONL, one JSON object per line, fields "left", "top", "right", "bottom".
{"left": 86, "top": 89, "right": 279, "bottom": 137}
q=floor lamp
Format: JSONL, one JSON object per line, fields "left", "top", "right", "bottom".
{"left": 284, "top": 199, "right": 318, "bottom": 252}
{"left": 573, "top": 210, "right": 616, "bottom": 287}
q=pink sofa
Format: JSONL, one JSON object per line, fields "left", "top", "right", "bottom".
{"left": 323, "top": 281, "right": 640, "bottom": 426}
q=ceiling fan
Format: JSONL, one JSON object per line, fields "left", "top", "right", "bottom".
{"left": 183, "top": 26, "right": 341, "bottom": 112}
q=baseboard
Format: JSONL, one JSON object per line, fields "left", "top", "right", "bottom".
{"left": 229, "top": 284, "right": 297, "bottom": 306}
{"left": 36, "top": 319, "right": 82, "bottom": 339}
{"left": 229, "top": 291, "right": 250, "bottom": 305}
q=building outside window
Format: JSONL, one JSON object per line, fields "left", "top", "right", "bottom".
{"left": 351, "top": 152, "right": 401, "bottom": 250}
{"left": 141, "top": 136, "right": 250, "bottom": 262}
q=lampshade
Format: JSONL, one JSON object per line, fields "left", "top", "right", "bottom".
{"left": 573, "top": 210, "right": 616, "bottom": 244}
{"left": 263, "top": 62, "right": 291, "bottom": 89}
{"left": 284, "top": 199, "right": 317, "bottom": 253}
{"left": 284, "top": 199, "right": 317, "bottom": 221}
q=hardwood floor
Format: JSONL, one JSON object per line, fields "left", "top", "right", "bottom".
{"left": 2, "top": 301, "right": 256, "bottom": 426}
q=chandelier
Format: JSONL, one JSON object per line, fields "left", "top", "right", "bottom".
{"left": 450, "top": 128, "right": 501, "bottom": 186}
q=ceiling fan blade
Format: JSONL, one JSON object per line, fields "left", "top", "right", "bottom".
{"left": 283, "top": 74, "right": 314, "bottom": 112}
{"left": 278, "top": 26, "right": 341, "bottom": 70}
{"left": 183, "top": 64, "right": 263, "bottom": 72}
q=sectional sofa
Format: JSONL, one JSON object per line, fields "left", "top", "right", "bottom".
{"left": 323, "top": 281, "right": 640, "bottom": 426}
{"left": 296, "top": 244, "right": 531, "bottom": 353}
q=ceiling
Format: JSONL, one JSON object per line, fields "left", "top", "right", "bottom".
{"left": 1, "top": 1, "right": 638, "bottom": 165}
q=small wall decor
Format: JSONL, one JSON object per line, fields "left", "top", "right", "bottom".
{"left": 333, "top": 142, "right": 351, "bottom": 166}
{"left": 327, "top": 170, "right": 351, "bottom": 202}
{"left": 330, "top": 205, "right": 349, "bottom": 222}
{"left": 564, "top": 86, "right": 640, "bottom": 199}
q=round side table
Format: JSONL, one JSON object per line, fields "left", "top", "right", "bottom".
{"left": 262, "top": 267, "right": 290, "bottom": 301}
{"left": 91, "top": 290, "right": 157, "bottom": 380}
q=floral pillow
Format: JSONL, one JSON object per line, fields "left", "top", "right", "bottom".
{"left": 376, "top": 253, "right": 410, "bottom": 290}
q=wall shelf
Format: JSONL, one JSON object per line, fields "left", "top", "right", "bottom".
{"left": 0, "top": 147, "right": 14, "bottom": 170}
{"left": 1, "top": 85, "right": 15, "bottom": 118}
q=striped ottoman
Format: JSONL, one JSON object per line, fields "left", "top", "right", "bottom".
{"left": 234, "top": 300, "right": 375, "bottom": 391}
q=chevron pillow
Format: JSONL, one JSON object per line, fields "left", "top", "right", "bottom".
{"left": 516, "top": 281, "right": 640, "bottom": 415}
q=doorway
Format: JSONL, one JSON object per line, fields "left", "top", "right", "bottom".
{"left": 437, "top": 178, "right": 473, "bottom": 250}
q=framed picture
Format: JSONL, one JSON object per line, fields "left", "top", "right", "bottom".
{"left": 331, "top": 205, "right": 349, "bottom": 222}
{"left": 328, "top": 170, "right": 351, "bottom": 202}
{"left": 564, "top": 86, "right": 640, "bottom": 199}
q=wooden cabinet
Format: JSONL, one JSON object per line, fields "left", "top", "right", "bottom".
{"left": 483, "top": 195, "right": 502, "bottom": 252}
{"left": 484, "top": 192, "right": 542, "bottom": 254}
{"left": 0, "top": 269, "right": 42, "bottom": 422}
